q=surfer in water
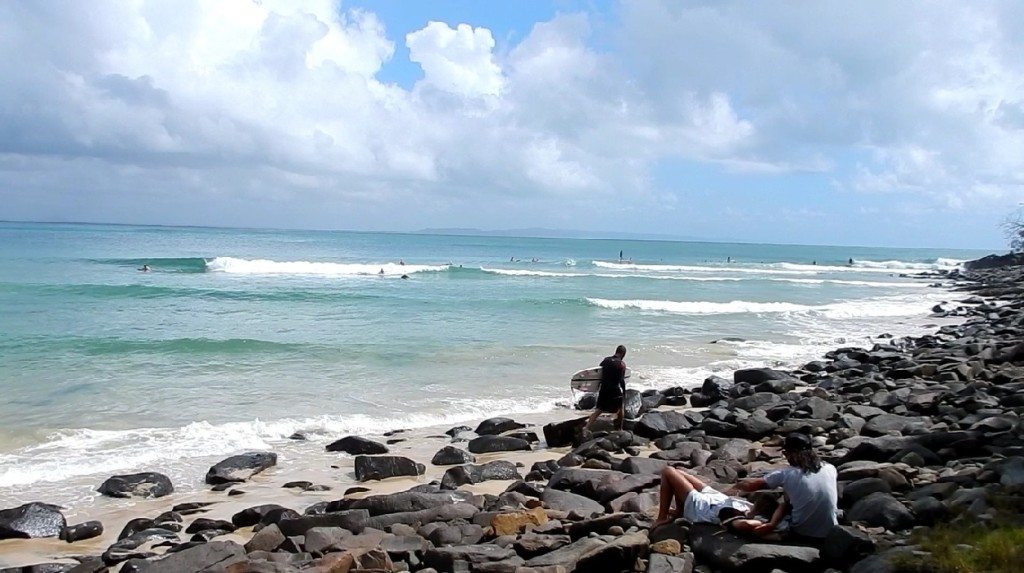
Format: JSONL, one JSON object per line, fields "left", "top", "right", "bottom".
{"left": 139, "top": 264, "right": 150, "bottom": 272}
{"left": 586, "top": 345, "right": 627, "bottom": 431}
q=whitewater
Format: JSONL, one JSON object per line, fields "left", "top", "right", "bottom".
{"left": 0, "top": 221, "right": 986, "bottom": 511}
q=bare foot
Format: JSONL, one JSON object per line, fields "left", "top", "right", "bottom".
{"left": 652, "top": 516, "right": 674, "bottom": 529}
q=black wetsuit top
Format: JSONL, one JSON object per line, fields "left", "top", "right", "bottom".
{"left": 597, "top": 355, "right": 626, "bottom": 411}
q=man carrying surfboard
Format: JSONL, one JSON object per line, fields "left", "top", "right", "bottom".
{"left": 586, "top": 345, "right": 628, "bottom": 431}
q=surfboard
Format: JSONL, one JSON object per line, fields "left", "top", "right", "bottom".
{"left": 570, "top": 366, "right": 632, "bottom": 393}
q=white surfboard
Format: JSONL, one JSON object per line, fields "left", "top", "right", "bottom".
{"left": 570, "top": 366, "right": 632, "bottom": 393}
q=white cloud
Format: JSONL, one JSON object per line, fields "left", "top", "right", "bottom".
{"left": 407, "top": 22, "right": 503, "bottom": 97}
{"left": 0, "top": 0, "right": 1021, "bottom": 246}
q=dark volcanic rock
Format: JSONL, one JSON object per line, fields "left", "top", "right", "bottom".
{"left": 97, "top": 473, "right": 174, "bottom": 499}
{"left": 423, "top": 544, "right": 517, "bottom": 571}
{"left": 354, "top": 455, "right": 426, "bottom": 481}
{"left": 689, "top": 523, "right": 820, "bottom": 571}
{"left": 60, "top": 520, "right": 103, "bottom": 543}
{"left": 230, "top": 504, "right": 288, "bottom": 527}
{"left": 332, "top": 491, "right": 481, "bottom": 516}
{"left": 847, "top": 492, "right": 915, "bottom": 531}
{"left": 431, "top": 445, "right": 476, "bottom": 465}
{"left": 635, "top": 411, "right": 692, "bottom": 438}
{"left": 0, "top": 502, "right": 66, "bottom": 539}
{"left": 542, "top": 417, "right": 588, "bottom": 448}
{"left": 204, "top": 451, "right": 277, "bottom": 485}
{"left": 540, "top": 489, "right": 605, "bottom": 516}
{"left": 122, "top": 540, "right": 246, "bottom": 572}
{"left": 467, "top": 435, "right": 532, "bottom": 454}
{"left": 440, "top": 460, "right": 522, "bottom": 489}
{"left": 475, "top": 417, "right": 526, "bottom": 435}
{"left": 325, "top": 435, "right": 389, "bottom": 455}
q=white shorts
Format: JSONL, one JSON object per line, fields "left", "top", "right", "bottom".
{"left": 683, "top": 486, "right": 752, "bottom": 524}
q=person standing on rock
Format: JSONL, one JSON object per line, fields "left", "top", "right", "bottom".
{"left": 730, "top": 433, "right": 838, "bottom": 542}
{"left": 586, "top": 345, "right": 627, "bottom": 431}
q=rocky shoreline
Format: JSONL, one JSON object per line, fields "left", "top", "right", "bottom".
{"left": 1, "top": 261, "right": 1022, "bottom": 573}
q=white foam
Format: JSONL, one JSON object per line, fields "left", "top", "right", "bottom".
{"left": 0, "top": 398, "right": 560, "bottom": 487}
{"left": 772, "top": 259, "right": 963, "bottom": 273}
{"left": 594, "top": 259, "right": 962, "bottom": 276}
{"left": 481, "top": 268, "right": 927, "bottom": 288}
{"left": 205, "top": 257, "right": 448, "bottom": 276}
{"left": 480, "top": 268, "right": 743, "bottom": 281}
{"left": 587, "top": 294, "right": 942, "bottom": 318}
{"left": 587, "top": 298, "right": 813, "bottom": 314}
{"left": 592, "top": 261, "right": 817, "bottom": 275}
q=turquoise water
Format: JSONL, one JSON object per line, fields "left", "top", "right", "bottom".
{"left": 0, "top": 222, "right": 986, "bottom": 494}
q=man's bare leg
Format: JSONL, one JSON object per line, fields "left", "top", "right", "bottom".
{"left": 585, "top": 409, "right": 602, "bottom": 431}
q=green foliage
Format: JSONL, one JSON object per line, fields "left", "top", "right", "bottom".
{"left": 890, "top": 522, "right": 1024, "bottom": 573}
{"left": 1004, "top": 207, "right": 1024, "bottom": 253}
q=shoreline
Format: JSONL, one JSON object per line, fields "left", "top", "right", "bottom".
{"left": 1, "top": 263, "right": 1020, "bottom": 572}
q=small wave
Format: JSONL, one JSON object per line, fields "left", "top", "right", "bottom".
{"left": 587, "top": 296, "right": 939, "bottom": 318}
{"left": 592, "top": 261, "right": 817, "bottom": 276}
{"left": 588, "top": 298, "right": 812, "bottom": 314}
{"left": 772, "top": 259, "right": 963, "bottom": 273}
{"left": 563, "top": 259, "right": 576, "bottom": 267}
{"left": 92, "top": 257, "right": 208, "bottom": 273}
{"left": 479, "top": 268, "right": 741, "bottom": 281}
{"left": 775, "top": 278, "right": 930, "bottom": 288}
{"left": 205, "top": 257, "right": 449, "bottom": 276}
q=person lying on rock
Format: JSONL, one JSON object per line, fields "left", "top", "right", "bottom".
{"left": 728, "top": 432, "right": 838, "bottom": 544}
{"left": 716, "top": 492, "right": 789, "bottom": 540}
{"left": 653, "top": 466, "right": 753, "bottom": 528}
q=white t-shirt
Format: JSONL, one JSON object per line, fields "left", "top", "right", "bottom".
{"left": 764, "top": 463, "right": 838, "bottom": 538}
{"left": 683, "top": 486, "right": 752, "bottom": 524}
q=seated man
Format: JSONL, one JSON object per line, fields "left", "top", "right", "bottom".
{"left": 654, "top": 466, "right": 752, "bottom": 527}
{"left": 730, "top": 432, "right": 838, "bottom": 543}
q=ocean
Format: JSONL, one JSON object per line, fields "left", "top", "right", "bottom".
{"left": 0, "top": 221, "right": 986, "bottom": 512}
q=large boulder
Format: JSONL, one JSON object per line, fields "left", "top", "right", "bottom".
{"left": 431, "top": 445, "right": 476, "bottom": 465}
{"left": 688, "top": 523, "right": 820, "bottom": 571}
{"left": 468, "top": 435, "right": 532, "bottom": 454}
{"left": 354, "top": 455, "right": 425, "bottom": 481}
{"left": 205, "top": 451, "right": 277, "bottom": 485}
{"left": 734, "top": 368, "right": 797, "bottom": 387}
{"left": 423, "top": 544, "right": 517, "bottom": 571}
{"left": 121, "top": 540, "right": 246, "bottom": 572}
{"left": 523, "top": 537, "right": 606, "bottom": 570}
{"left": 0, "top": 503, "right": 66, "bottom": 539}
{"left": 623, "top": 389, "right": 644, "bottom": 420}
{"left": 98, "top": 473, "right": 174, "bottom": 499}
{"left": 440, "top": 460, "right": 522, "bottom": 489}
{"left": 61, "top": 520, "right": 104, "bottom": 543}
{"left": 635, "top": 411, "right": 692, "bottom": 438}
{"left": 326, "top": 436, "right": 388, "bottom": 455}
{"left": 847, "top": 492, "right": 915, "bottom": 531}
{"left": 541, "top": 489, "right": 605, "bottom": 516}
{"left": 475, "top": 417, "right": 526, "bottom": 435}
{"left": 543, "top": 417, "right": 588, "bottom": 448}
{"left": 332, "top": 491, "right": 481, "bottom": 516}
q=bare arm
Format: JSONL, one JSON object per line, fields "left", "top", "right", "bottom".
{"left": 768, "top": 497, "right": 788, "bottom": 527}
{"left": 728, "top": 477, "right": 768, "bottom": 495}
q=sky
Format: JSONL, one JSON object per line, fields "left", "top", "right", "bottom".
{"left": 1, "top": 1, "right": 1022, "bottom": 249}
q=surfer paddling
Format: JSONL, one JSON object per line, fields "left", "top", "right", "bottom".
{"left": 586, "top": 345, "right": 627, "bottom": 431}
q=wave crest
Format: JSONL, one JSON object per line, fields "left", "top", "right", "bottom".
{"left": 205, "top": 257, "right": 449, "bottom": 276}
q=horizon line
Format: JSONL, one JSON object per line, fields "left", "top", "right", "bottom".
{"left": 0, "top": 218, "right": 1000, "bottom": 252}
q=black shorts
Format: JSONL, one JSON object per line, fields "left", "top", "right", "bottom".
{"left": 596, "top": 392, "right": 623, "bottom": 412}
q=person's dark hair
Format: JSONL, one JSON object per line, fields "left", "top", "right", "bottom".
{"left": 750, "top": 492, "right": 780, "bottom": 518}
{"left": 615, "top": 345, "right": 627, "bottom": 357}
{"left": 782, "top": 432, "right": 821, "bottom": 473}
{"left": 786, "top": 448, "right": 823, "bottom": 473}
